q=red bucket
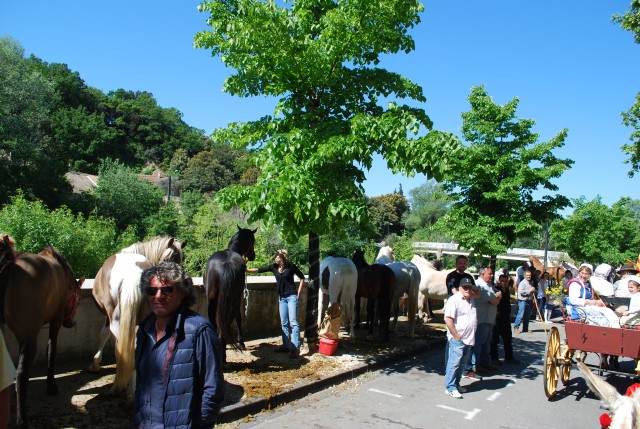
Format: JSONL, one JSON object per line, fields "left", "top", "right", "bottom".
{"left": 319, "top": 338, "right": 338, "bottom": 356}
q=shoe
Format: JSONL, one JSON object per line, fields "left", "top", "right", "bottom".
{"left": 274, "top": 346, "right": 289, "bottom": 353}
{"left": 457, "top": 386, "right": 467, "bottom": 393}
{"left": 445, "top": 389, "right": 462, "bottom": 398}
{"left": 513, "top": 327, "right": 520, "bottom": 334}
{"left": 491, "top": 359, "right": 504, "bottom": 366}
{"left": 289, "top": 348, "right": 300, "bottom": 359}
{"left": 505, "top": 358, "right": 521, "bottom": 365}
{"left": 462, "top": 371, "right": 482, "bottom": 381}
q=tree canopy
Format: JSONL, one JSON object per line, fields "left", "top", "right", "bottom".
{"left": 435, "top": 85, "right": 573, "bottom": 258}
{"left": 613, "top": 1, "right": 640, "bottom": 176}
{"left": 550, "top": 196, "right": 640, "bottom": 265}
{"left": 194, "top": 0, "right": 460, "bottom": 242}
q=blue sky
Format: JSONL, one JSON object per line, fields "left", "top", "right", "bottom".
{"left": 2, "top": 1, "right": 639, "bottom": 210}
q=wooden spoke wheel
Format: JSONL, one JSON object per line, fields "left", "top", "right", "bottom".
{"left": 544, "top": 327, "right": 561, "bottom": 398}
{"left": 560, "top": 357, "right": 572, "bottom": 385}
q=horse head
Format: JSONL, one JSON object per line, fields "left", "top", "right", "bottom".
{"left": 351, "top": 249, "right": 368, "bottom": 270}
{"left": 62, "top": 276, "right": 85, "bottom": 328}
{"left": 0, "top": 234, "right": 17, "bottom": 273}
{"left": 578, "top": 361, "right": 640, "bottom": 429}
{"left": 230, "top": 226, "right": 257, "bottom": 262}
{"left": 159, "top": 237, "right": 187, "bottom": 264}
{"left": 376, "top": 246, "right": 395, "bottom": 263}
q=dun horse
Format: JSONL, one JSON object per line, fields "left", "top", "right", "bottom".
{"left": 352, "top": 250, "right": 395, "bottom": 341}
{"left": 89, "top": 236, "right": 186, "bottom": 400}
{"left": 529, "top": 255, "right": 566, "bottom": 285}
{"left": 204, "top": 227, "right": 257, "bottom": 363}
{"left": 0, "top": 234, "right": 84, "bottom": 428}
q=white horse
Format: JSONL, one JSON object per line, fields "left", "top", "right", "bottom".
{"left": 318, "top": 256, "right": 358, "bottom": 342}
{"left": 411, "top": 254, "right": 452, "bottom": 321}
{"left": 375, "top": 247, "right": 420, "bottom": 337}
{"left": 579, "top": 360, "right": 640, "bottom": 429}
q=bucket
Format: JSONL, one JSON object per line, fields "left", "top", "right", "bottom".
{"left": 319, "top": 338, "right": 338, "bottom": 356}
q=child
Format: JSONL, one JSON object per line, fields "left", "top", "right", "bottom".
{"left": 620, "top": 280, "right": 640, "bottom": 326}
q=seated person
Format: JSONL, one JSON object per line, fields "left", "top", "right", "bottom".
{"left": 620, "top": 280, "right": 640, "bottom": 326}
{"left": 567, "top": 264, "right": 620, "bottom": 327}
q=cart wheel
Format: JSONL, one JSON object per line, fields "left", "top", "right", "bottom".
{"left": 544, "top": 327, "right": 560, "bottom": 398}
{"left": 560, "top": 349, "right": 573, "bottom": 386}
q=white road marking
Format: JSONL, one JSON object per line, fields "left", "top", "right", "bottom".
{"left": 437, "top": 405, "right": 481, "bottom": 420}
{"left": 487, "top": 392, "right": 501, "bottom": 401}
{"left": 368, "top": 388, "right": 402, "bottom": 398}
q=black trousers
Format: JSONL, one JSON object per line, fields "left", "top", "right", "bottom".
{"left": 490, "top": 320, "right": 514, "bottom": 360}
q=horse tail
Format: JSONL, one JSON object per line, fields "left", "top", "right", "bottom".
{"left": 114, "top": 270, "right": 143, "bottom": 392}
{"left": 215, "top": 262, "right": 244, "bottom": 351}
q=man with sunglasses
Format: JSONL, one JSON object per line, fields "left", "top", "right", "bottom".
{"left": 135, "top": 262, "right": 225, "bottom": 429}
{"left": 444, "top": 277, "right": 479, "bottom": 399}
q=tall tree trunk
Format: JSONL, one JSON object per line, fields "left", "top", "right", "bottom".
{"left": 490, "top": 255, "right": 497, "bottom": 272}
{"left": 305, "top": 231, "right": 320, "bottom": 345}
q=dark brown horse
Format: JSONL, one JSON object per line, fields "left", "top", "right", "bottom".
{"left": 0, "top": 234, "right": 84, "bottom": 429}
{"left": 352, "top": 250, "right": 396, "bottom": 341}
{"left": 204, "top": 226, "right": 256, "bottom": 362}
{"left": 89, "top": 236, "right": 185, "bottom": 401}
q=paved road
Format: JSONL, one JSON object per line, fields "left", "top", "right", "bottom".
{"left": 225, "top": 322, "right": 638, "bottom": 429}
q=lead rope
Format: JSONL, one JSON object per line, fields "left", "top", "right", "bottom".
{"left": 243, "top": 256, "right": 249, "bottom": 318}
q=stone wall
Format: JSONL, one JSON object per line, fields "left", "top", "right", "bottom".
{"left": 2, "top": 276, "right": 308, "bottom": 366}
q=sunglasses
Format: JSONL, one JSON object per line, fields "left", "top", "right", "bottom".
{"left": 146, "top": 286, "right": 175, "bottom": 296}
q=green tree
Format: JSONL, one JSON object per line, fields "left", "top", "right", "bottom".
{"left": 404, "top": 180, "right": 450, "bottom": 236}
{"left": 613, "top": 2, "right": 640, "bottom": 176}
{"left": 435, "top": 86, "right": 573, "bottom": 264}
{"left": 88, "top": 159, "right": 165, "bottom": 236}
{"left": 0, "top": 193, "right": 126, "bottom": 277}
{"left": 194, "top": 0, "right": 459, "bottom": 336}
{"left": 368, "top": 193, "right": 409, "bottom": 240}
{"left": 550, "top": 196, "right": 640, "bottom": 265}
{"left": 181, "top": 150, "right": 235, "bottom": 194}
{"left": 0, "top": 37, "right": 72, "bottom": 207}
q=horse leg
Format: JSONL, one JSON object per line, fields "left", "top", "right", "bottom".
{"left": 354, "top": 294, "right": 362, "bottom": 328}
{"left": 88, "top": 317, "right": 112, "bottom": 373}
{"left": 15, "top": 340, "right": 36, "bottom": 429}
{"left": 389, "top": 300, "right": 399, "bottom": 332}
{"left": 366, "top": 297, "right": 375, "bottom": 340}
{"left": 46, "top": 322, "right": 62, "bottom": 395}
{"left": 235, "top": 307, "right": 245, "bottom": 350}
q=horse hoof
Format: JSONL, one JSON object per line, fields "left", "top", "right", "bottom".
{"left": 87, "top": 364, "right": 101, "bottom": 373}
{"left": 366, "top": 335, "right": 373, "bottom": 341}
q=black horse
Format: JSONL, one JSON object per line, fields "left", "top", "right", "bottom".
{"left": 352, "top": 250, "right": 395, "bottom": 341}
{"left": 203, "top": 226, "right": 257, "bottom": 362}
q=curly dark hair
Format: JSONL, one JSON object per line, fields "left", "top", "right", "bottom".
{"left": 140, "top": 261, "right": 195, "bottom": 308}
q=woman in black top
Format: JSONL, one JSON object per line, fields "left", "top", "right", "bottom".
{"left": 247, "top": 249, "right": 305, "bottom": 358}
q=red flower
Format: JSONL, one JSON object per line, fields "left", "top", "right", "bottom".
{"left": 599, "top": 412, "right": 612, "bottom": 428}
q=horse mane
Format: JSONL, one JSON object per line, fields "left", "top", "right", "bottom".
{"left": 120, "top": 236, "right": 183, "bottom": 265}
{"left": 0, "top": 234, "right": 17, "bottom": 270}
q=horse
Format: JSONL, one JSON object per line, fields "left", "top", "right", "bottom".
{"left": 528, "top": 255, "right": 566, "bottom": 285}
{"left": 89, "top": 236, "right": 186, "bottom": 400}
{"left": 204, "top": 226, "right": 257, "bottom": 363}
{"left": 375, "top": 247, "right": 420, "bottom": 337}
{"left": 0, "top": 234, "right": 84, "bottom": 428}
{"left": 351, "top": 250, "right": 395, "bottom": 341}
{"left": 578, "top": 360, "right": 640, "bottom": 429}
{"left": 318, "top": 256, "right": 358, "bottom": 342}
{"left": 411, "top": 254, "right": 452, "bottom": 321}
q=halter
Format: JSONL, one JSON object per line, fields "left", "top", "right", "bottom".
{"left": 63, "top": 286, "right": 79, "bottom": 321}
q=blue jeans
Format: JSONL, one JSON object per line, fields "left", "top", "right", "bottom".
{"left": 279, "top": 294, "right": 300, "bottom": 350}
{"left": 473, "top": 323, "right": 493, "bottom": 367}
{"left": 445, "top": 338, "right": 472, "bottom": 392}
{"left": 514, "top": 300, "right": 532, "bottom": 332}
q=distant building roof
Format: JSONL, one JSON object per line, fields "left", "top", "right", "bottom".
{"left": 65, "top": 170, "right": 168, "bottom": 194}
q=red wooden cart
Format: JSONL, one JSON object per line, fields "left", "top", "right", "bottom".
{"left": 543, "top": 320, "right": 640, "bottom": 398}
